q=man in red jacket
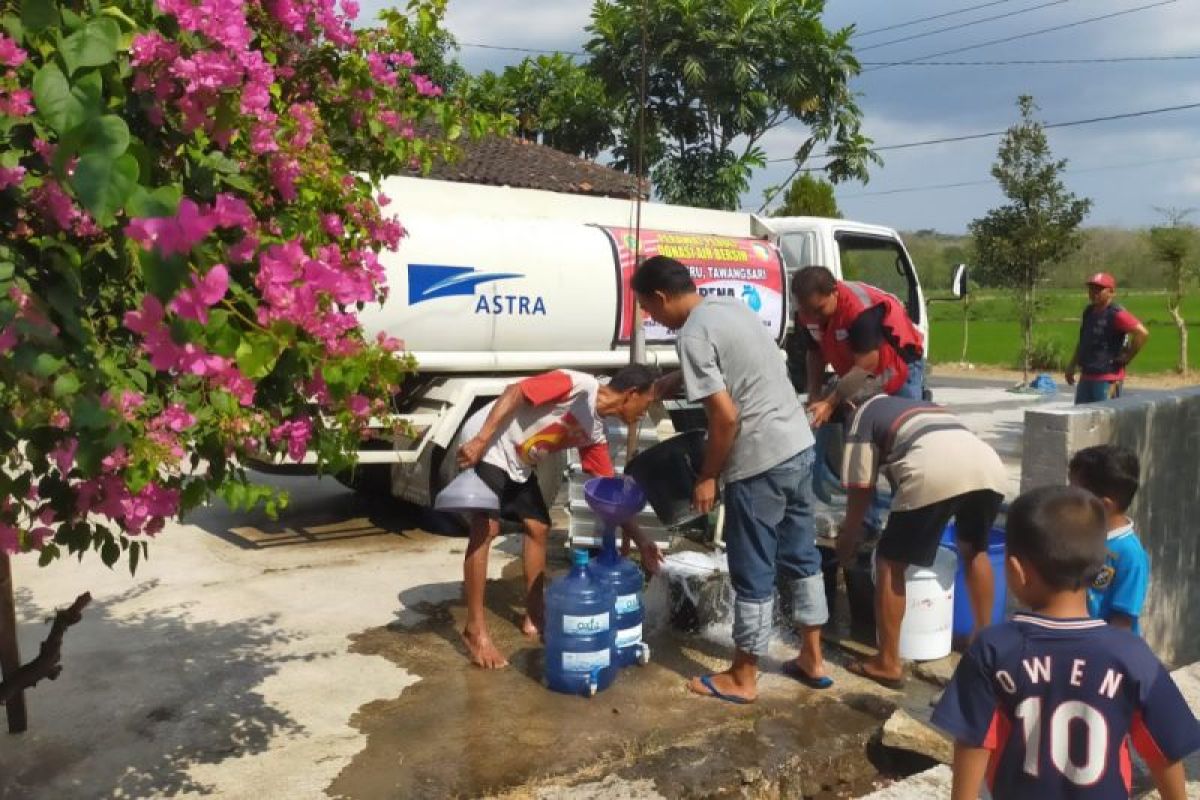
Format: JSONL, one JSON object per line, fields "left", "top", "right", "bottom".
{"left": 791, "top": 266, "right": 926, "bottom": 427}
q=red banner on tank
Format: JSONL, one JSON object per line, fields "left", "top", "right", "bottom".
{"left": 602, "top": 227, "right": 787, "bottom": 345}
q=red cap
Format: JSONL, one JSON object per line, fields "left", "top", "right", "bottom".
{"left": 1086, "top": 272, "right": 1116, "bottom": 290}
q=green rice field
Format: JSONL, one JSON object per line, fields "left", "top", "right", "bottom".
{"left": 924, "top": 290, "right": 1200, "bottom": 373}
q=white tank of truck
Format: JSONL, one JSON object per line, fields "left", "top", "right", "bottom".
{"left": 284, "top": 176, "right": 933, "bottom": 512}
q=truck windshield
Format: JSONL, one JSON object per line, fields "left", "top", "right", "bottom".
{"left": 835, "top": 232, "right": 921, "bottom": 324}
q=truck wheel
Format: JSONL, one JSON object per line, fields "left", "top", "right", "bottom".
{"left": 334, "top": 440, "right": 395, "bottom": 497}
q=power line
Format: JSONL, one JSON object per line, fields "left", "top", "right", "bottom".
{"left": 862, "top": 0, "right": 1178, "bottom": 73}
{"left": 456, "top": 42, "right": 1200, "bottom": 67}
{"left": 836, "top": 154, "right": 1200, "bottom": 199}
{"left": 766, "top": 101, "right": 1200, "bottom": 163}
{"left": 459, "top": 41, "right": 587, "bottom": 57}
{"left": 854, "top": 0, "right": 1025, "bottom": 38}
{"left": 868, "top": 55, "right": 1200, "bottom": 66}
{"left": 857, "top": 0, "right": 1071, "bottom": 53}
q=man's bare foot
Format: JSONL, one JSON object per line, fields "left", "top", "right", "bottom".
{"left": 686, "top": 670, "right": 757, "bottom": 703}
{"left": 462, "top": 627, "right": 508, "bottom": 669}
{"left": 520, "top": 614, "right": 543, "bottom": 641}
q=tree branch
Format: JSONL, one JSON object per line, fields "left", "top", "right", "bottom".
{"left": 0, "top": 593, "right": 91, "bottom": 706}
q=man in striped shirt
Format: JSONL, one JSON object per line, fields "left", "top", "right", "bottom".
{"left": 834, "top": 369, "right": 1008, "bottom": 687}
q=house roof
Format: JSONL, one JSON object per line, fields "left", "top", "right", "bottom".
{"left": 423, "top": 135, "right": 647, "bottom": 200}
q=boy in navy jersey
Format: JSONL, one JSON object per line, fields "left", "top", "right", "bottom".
{"left": 1069, "top": 445, "right": 1150, "bottom": 633}
{"left": 933, "top": 486, "right": 1200, "bottom": 799}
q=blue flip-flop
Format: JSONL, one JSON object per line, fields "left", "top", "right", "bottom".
{"left": 782, "top": 659, "right": 834, "bottom": 690}
{"left": 693, "top": 674, "right": 754, "bottom": 705}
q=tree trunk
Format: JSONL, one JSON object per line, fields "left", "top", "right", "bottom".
{"left": 961, "top": 298, "right": 970, "bottom": 364}
{"left": 1022, "top": 280, "right": 1033, "bottom": 384}
{"left": 1169, "top": 286, "right": 1188, "bottom": 377}
{"left": 0, "top": 553, "right": 27, "bottom": 733}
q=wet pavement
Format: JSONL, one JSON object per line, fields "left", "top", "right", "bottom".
{"left": 326, "top": 549, "right": 941, "bottom": 800}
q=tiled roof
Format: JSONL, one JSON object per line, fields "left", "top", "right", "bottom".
{"left": 422, "top": 135, "right": 647, "bottom": 199}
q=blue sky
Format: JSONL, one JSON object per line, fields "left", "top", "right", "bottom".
{"left": 358, "top": 0, "right": 1200, "bottom": 233}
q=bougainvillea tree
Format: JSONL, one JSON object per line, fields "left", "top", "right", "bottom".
{"left": 0, "top": 0, "right": 482, "bottom": 571}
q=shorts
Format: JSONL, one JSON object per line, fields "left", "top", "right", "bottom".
{"left": 876, "top": 489, "right": 1004, "bottom": 568}
{"left": 473, "top": 461, "right": 551, "bottom": 525}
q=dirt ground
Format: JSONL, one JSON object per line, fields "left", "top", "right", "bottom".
{"left": 931, "top": 362, "right": 1199, "bottom": 390}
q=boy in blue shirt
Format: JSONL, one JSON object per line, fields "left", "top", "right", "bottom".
{"left": 933, "top": 485, "right": 1199, "bottom": 800}
{"left": 1069, "top": 445, "right": 1150, "bottom": 633}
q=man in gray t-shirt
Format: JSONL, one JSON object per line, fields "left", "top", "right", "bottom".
{"left": 633, "top": 255, "right": 830, "bottom": 704}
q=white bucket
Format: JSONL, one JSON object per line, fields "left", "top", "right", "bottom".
{"left": 892, "top": 546, "right": 957, "bottom": 661}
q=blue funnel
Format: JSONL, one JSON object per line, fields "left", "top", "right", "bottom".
{"left": 583, "top": 477, "right": 647, "bottom": 528}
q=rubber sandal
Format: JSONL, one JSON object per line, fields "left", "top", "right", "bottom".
{"left": 781, "top": 659, "right": 834, "bottom": 690}
{"left": 845, "top": 659, "right": 906, "bottom": 690}
{"left": 692, "top": 674, "right": 754, "bottom": 705}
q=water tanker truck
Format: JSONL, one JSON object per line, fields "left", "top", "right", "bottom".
{"left": 278, "top": 175, "right": 932, "bottom": 510}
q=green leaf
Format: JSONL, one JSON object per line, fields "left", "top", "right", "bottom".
{"left": 21, "top": 0, "right": 58, "bottom": 32}
{"left": 33, "top": 64, "right": 85, "bottom": 134}
{"left": 129, "top": 540, "right": 140, "bottom": 573}
{"left": 205, "top": 311, "right": 241, "bottom": 357}
{"left": 126, "top": 185, "right": 181, "bottom": 218}
{"left": 139, "top": 251, "right": 189, "bottom": 301}
{"left": 71, "top": 396, "right": 110, "bottom": 430}
{"left": 235, "top": 335, "right": 281, "bottom": 379}
{"left": 52, "top": 372, "right": 81, "bottom": 398}
{"left": 101, "top": 538, "right": 120, "bottom": 567}
{"left": 71, "top": 152, "right": 139, "bottom": 225}
{"left": 33, "top": 352, "right": 64, "bottom": 378}
{"left": 60, "top": 18, "right": 120, "bottom": 76}
{"left": 77, "top": 114, "right": 130, "bottom": 159}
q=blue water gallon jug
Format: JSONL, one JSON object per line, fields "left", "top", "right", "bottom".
{"left": 544, "top": 549, "right": 618, "bottom": 697}
{"left": 588, "top": 532, "right": 650, "bottom": 667}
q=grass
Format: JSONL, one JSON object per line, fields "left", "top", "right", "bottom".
{"left": 925, "top": 290, "right": 1200, "bottom": 373}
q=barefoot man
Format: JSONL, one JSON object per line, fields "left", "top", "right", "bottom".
{"left": 455, "top": 365, "right": 664, "bottom": 668}
{"left": 634, "top": 255, "right": 829, "bottom": 704}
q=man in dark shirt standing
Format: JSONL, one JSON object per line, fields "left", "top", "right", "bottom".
{"left": 1066, "top": 273, "right": 1149, "bottom": 404}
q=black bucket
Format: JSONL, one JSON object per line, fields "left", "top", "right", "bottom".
{"left": 625, "top": 430, "right": 712, "bottom": 528}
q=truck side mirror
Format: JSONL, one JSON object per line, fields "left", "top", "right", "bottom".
{"left": 951, "top": 264, "right": 969, "bottom": 299}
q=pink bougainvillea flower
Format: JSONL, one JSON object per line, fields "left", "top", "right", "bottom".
{"left": 0, "top": 325, "right": 15, "bottom": 353}
{"left": 126, "top": 199, "right": 216, "bottom": 257}
{"left": 170, "top": 264, "right": 229, "bottom": 323}
{"left": 50, "top": 437, "right": 78, "bottom": 475}
{"left": 0, "top": 88, "right": 33, "bottom": 118}
{"left": 410, "top": 73, "right": 442, "bottom": 97}
{"left": 123, "top": 295, "right": 166, "bottom": 336}
{"left": 341, "top": 0, "right": 360, "bottom": 20}
{"left": 0, "top": 165, "right": 25, "bottom": 191}
{"left": 0, "top": 523, "right": 19, "bottom": 555}
{"left": 322, "top": 214, "right": 344, "bottom": 238}
{"left": 211, "top": 194, "right": 254, "bottom": 229}
{"left": 102, "top": 389, "right": 146, "bottom": 421}
{"left": 270, "top": 417, "right": 314, "bottom": 462}
{"left": 0, "top": 34, "right": 26, "bottom": 68}
{"left": 32, "top": 180, "right": 80, "bottom": 231}
{"left": 375, "top": 332, "right": 404, "bottom": 352}
{"left": 154, "top": 404, "right": 196, "bottom": 433}
{"left": 228, "top": 235, "right": 259, "bottom": 263}
{"left": 347, "top": 394, "right": 370, "bottom": 418}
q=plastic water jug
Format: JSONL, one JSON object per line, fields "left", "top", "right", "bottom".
{"left": 581, "top": 476, "right": 651, "bottom": 667}
{"left": 544, "top": 549, "right": 618, "bottom": 697}
{"left": 588, "top": 534, "right": 649, "bottom": 667}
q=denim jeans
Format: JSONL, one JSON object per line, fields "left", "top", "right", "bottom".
{"left": 1075, "top": 378, "right": 1121, "bottom": 404}
{"left": 723, "top": 448, "right": 828, "bottom": 657}
{"left": 897, "top": 358, "right": 927, "bottom": 401}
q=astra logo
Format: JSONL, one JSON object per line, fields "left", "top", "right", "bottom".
{"left": 407, "top": 263, "right": 548, "bottom": 315}
{"left": 407, "top": 263, "right": 522, "bottom": 305}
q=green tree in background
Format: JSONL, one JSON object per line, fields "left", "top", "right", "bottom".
{"left": 769, "top": 174, "right": 841, "bottom": 218}
{"left": 1148, "top": 207, "right": 1198, "bottom": 376}
{"left": 467, "top": 54, "right": 617, "bottom": 160}
{"left": 586, "top": 0, "right": 876, "bottom": 209}
{"left": 970, "top": 95, "right": 1092, "bottom": 382}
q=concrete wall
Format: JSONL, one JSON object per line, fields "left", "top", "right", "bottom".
{"left": 1021, "top": 387, "right": 1200, "bottom": 667}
